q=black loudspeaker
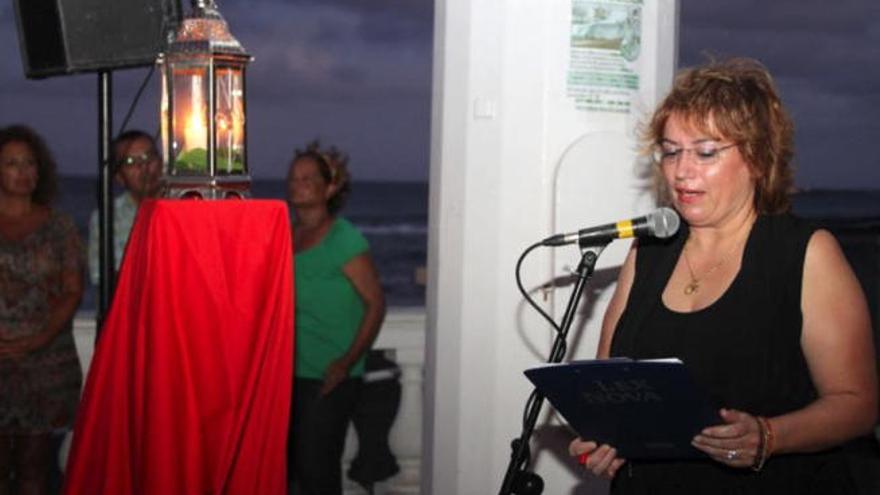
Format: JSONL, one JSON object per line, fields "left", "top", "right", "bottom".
{"left": 12, "top": 0, "right": 181, "bottom": 79}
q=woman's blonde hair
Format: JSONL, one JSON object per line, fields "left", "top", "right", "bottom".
{"left": 645, "top": 57, "right": 795, "bottom": 213}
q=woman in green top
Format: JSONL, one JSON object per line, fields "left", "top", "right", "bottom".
{"left": 286, "top": 141, "right": 386, "bottom": 495}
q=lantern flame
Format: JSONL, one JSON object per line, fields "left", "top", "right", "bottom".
{"left": 183, "top": 75, "right": 208, "bottom": 151}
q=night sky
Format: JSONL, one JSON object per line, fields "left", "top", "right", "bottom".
{"left": 1, "top": 0, "right": 878, "bottom": 188}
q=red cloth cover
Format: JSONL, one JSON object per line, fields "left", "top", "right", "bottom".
{"left": 63, "top": 200, "right": 294, "bottom": 495}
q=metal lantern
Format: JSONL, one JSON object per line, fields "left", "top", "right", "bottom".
{"left": 158, "top": 0, "right": 252, "bottom": 199}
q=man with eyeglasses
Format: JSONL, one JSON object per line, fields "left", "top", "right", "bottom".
{"left": 87, "top": 130, "right": 162, "bottom": 286}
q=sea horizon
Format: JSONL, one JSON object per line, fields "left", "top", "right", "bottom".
{"left": 53, "top": 172, "right": 880, "bottom": 191}
{"left": 58, "top": 176, "right": 429, "bottom": 311}
{"left": 55, "top": 175, "right": 880, "bottom": 314}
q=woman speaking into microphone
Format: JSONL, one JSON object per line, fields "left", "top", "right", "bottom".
{"left": 569, "top": 58, "right": 877, "bottom": 493}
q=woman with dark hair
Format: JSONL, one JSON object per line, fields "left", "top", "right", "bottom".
{"left": 0, "top": 125, "right": 84, "bottom": 494}
{"left": 286, "top": 141, "right": 386, "bottom": 495}
{"left": 569, "top": 58, "right": 877, "bottom": 492}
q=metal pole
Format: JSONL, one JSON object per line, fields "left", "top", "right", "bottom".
{"left": 97, "top": 70, "right": 115, "bottom": 338}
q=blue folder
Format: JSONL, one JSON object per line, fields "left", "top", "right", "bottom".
{"left": 524, "top": 358, "right": 721, "bottom": 460}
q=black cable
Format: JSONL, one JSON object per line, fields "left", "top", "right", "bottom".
{"left": 515, "top": 240, "right": 566, "bottom": 427}
{"left": 515, "top": 241, "right": 562, "bottom": 335}
{"left": 513, "top": 241, "right": 565, "bottom": 481}
{"left": 117, "top": 64, "right": 156, "bottom": 135}
{"left": 506, "top": 242, "right": 604, "bottom": 494}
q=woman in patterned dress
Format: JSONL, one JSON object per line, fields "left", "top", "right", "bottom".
{"left": 0, "top": 125, "right": 84, "bottom": 494}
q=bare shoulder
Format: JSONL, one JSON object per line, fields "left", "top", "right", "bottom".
{"left": 801, "top": 228, "right": 870, "bottom": 339}
{"left": 803, "top": 229, "right": 858, "bottom": 287}
{"left": 805, "top": 228, "right": 844, "bottom": 260}
{"left": 597, "top": 242, "right": 638, "bottom": 358}
{"left": 800, "top": 229, "right": 877, "bottom": 436}
{"left": 612, "top": 242, "right": 638, "bottom": 304}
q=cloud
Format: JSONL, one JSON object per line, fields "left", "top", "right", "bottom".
{"left": 0, "top": 0, "right": 434, "bottom": 181}
{"left": 679, "top": 0, "right": 880, "bottom": 188}
{"left": 221, "top": 0, "right": 433, "bottom": 50}
{"left": 218, "top": 1, "right": 432, "bottom": 102}
{"left": 681, "top": 0, "right": 879, "bottom": 33}
{"left": 222, "top": 0, "right": 433, "bottom": 37}
{"left": 680, "top": 0, "right": 880, "bottom": 94}
{"left": 3, "top": 0, "right": 877, "bottom": 186}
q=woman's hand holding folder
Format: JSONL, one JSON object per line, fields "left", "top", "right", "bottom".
{"left": 568, "top": 438, "right": 627, "bottom": 479}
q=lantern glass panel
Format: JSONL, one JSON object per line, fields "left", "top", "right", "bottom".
{"left": 215, "top": 66, "right": 246, "bottom": 174}
{"left": 160, "top": 72, "right": 169, "bottom": 170}
{"left": 171, "top": 63, "right": 210, "bottom": 175}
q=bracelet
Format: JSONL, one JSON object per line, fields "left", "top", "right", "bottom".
{"left": 751, "top": 416, "right": 773, "bottom": 472}
{"left": 764, "top": 417, "right": 775, "bottom": 457}
{"left": 751, "top": 417, "right": 766, "bottom": 471}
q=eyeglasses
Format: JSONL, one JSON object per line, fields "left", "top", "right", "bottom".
{"left": 652, "top": 142, "right": 737, "bottom": 166}
{"left": 118, "top": 152, "right": 157, "bottom": 168}
{"left": 1, "top": 157, "right": 37, "bottom": 170}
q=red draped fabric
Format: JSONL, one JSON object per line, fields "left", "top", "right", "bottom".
{"left": 63, "top": 200, "right": 294, "bottom": 495}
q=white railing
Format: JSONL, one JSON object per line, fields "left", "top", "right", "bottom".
{"left": 71, "top": 308, "right": 427, "bottom": 495}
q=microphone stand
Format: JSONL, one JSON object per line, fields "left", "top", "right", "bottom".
{"left": 499, "top": 242, "right": 607, "bottom": 495}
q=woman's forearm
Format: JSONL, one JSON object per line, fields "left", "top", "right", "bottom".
{"left": 769, "top": 392, "right": 877, "bottom": 455}
{"left": 340, "top": 299, "right": 386, "bottom": 368}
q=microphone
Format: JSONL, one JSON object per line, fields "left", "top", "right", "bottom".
{"left": 542, "top": 207, "right": 680, "bottom": 247}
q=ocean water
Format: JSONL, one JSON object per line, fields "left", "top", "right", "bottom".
{"left": 57, "top": 176, "right": 428, "bottom": 311}
{"left": 792, "top": 189, "right": 880, "bottom": 222}
{"left": 55, "top": 177, "right": 880, "bottom": 316}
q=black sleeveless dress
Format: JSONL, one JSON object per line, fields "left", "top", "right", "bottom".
{"left": 609, "top": 214, "right": 857, "bottom": 494}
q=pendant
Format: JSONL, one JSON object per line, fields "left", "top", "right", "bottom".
{"left": 684, "top": 280, "right": 699, "bottom": 295}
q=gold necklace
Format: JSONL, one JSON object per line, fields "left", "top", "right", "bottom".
{"left": 681, "top": 241, "right": 740, "bottom": 295}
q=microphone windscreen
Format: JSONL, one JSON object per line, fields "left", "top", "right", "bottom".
{"left": 649, "top": 207, "right": 680, "bottom": 239}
